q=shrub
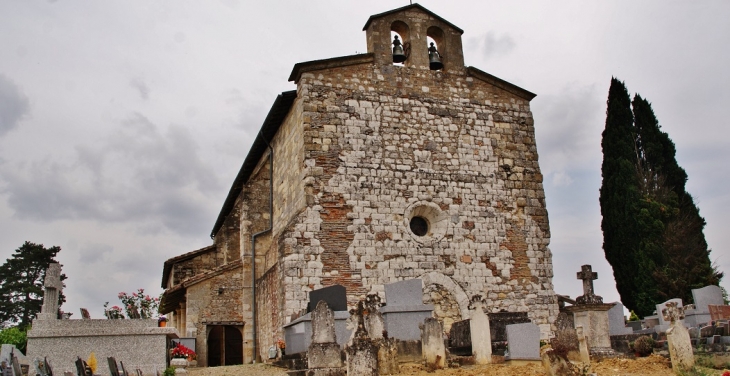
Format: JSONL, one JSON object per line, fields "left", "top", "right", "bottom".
{"left": 0, "top": 326, "right": 27, "bottom": 353}
{"left": 163, "top": 367, "right": 175, "bottom": 376}
{"left": 633, "top": 335, "right": 655, "bottom": 356}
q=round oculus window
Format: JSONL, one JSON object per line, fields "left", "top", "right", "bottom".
{"left": 409, "top": 216, "right": 429, "bottom": 236}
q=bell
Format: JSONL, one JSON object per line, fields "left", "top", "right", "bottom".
{"left": 428, "top": 42, "right": 443, "bottom": 70}
{"left": 392, "top": 35, "right": 406, "bottom": 63}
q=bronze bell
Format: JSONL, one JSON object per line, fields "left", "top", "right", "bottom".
{"left": 392, "top": 35, "right": 406, "bottom": 63}
{"left": 428, "top": 42, "right": 443, "bottom": 70}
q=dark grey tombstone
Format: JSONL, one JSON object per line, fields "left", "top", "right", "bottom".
{"left": 79, "top": 308, "right": 91, "bottom": 320}
{"left": 43, "top": 357, "right": 53, "bottom": 376}
{"left": 74, "top": 358, "right": 91, "bottom": 376}
{"left": 307, "top": 285, "right": 347, "bottom": 313}
{"left": 107, "top": 358, "right": 119, "bottom": 376}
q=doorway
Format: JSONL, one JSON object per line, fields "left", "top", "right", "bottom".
{"left": 206, "top": 325, "right": 243, "bottom": 366}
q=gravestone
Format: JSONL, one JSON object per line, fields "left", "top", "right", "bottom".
{"left": 307, "top": 301, "right": 344, "bottom": 376}
{"left": 662, "top": 302, "right": 694, "bottom": 373}
{"left": 468, "top": 295, "right": 492, "bottom": 364}
{"left": 551, "top": 312, "right": 578, "bottom": 356}
{"left": 363, "top": 294, "right": 384, "bottom": 340}
{"left": 576, "top": 326, "right": 590, "bottom": 366}
{"left": 693, "top": 285, "right": 724, "bottom": 313}
{"left": 607, "top": 302, "right": 632, "bottom": 336}
{"left": 345, "top": 301, "right": 378, "bottom": 376}
{"left": 74, "top": 358, "right": 91, "bottom": 376}
{"left": 420, "top": 318, "right": 445, "bottom": 370}
{"left": 564, "top": 265, "right": 616, "bottom": 357}
{"left": 11, "top": 355, "right": 21, "bottom": 376}
{"left": 656, "top": 299, "right": 683, "bottom": 326}
{"left": 107, "top": 358, "right": 119, "bottom": 376}
{"left": 37, "top": 263, "right": 63, "bottom": 321}
{"left": 380, "top": 279, "right": 434, "bottom": 341}
{"left": 505, "top": 323, "right": 541, "bottom": 365}
{"left": 308, "top": 285, "right": 347, "bottom": 313}
{"left": 80, "top": 309, "right": 91, "bottom": 320}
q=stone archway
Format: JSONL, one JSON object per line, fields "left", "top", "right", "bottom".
{"left": 420, "top": 271, "right": 470, "bottom": 333}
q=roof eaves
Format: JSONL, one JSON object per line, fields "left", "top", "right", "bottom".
{"left": 466, "top": 67, "right": 537, "bottom": 101}
{"left": 289, "top": 54, "right": 374, "bottom": 83}
{"left": 362, "top": 3, "right": 464, "bottom": 34}
{"left": 210, "top": 90, "right": 298, "bottom": 238}
{"left": 161, "top": 244, "right": 216, "bottom": 289}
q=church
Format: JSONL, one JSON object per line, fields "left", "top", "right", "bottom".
{"left": 160, "top": 3, "right": 558, "bottom": 365}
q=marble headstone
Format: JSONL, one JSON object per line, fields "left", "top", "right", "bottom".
{"left": 607, "top": 302, "right": 633, "bottom": 335}
{"left": 505, "top": 323, "right": 541, "bottom": 361}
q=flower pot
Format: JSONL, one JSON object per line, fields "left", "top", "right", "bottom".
{"left": 170, "top": 358, "right": 187, "bottom": 369}
{"left": 159, "top": 321, "right": 167, "bottom": 327}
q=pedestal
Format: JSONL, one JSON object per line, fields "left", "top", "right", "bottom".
{"left": 564, "top": 303, "right": 617, "bottom": 357}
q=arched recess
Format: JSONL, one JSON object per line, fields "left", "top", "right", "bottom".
{"left": 207, "top": 325, "right": 244, "bottom": 366}
{"left": 419, "top": 271, "right": 470, "bottom": 323}
{"left": 391, "top": 20, "right": 410, "bottom": 65}
{"left": 426, "top": 26, "right": 446, "bottom": 69}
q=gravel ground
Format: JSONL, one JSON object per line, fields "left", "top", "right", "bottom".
{"left": 186, "top": 355, "right": 728, "bottom": 376}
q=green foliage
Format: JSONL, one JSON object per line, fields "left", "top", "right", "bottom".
{"left": 0, "top": 242, "right": 66, "bottom": 327}
{"left": 601, "top": 79, "right": 723, "bottom": 317}
{"left": 163, "top": 367, "right": 175, "bottom": 376}
{"left": 0, "top": 326, "right": 28, "bottom": 353}
{"left": 628, "top": 310, "right": 640, "bottom": 321}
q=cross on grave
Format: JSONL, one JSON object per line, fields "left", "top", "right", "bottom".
{"left": 575, "top": 264, "right": 603, "bottom": 305}
{"left": 38, "top": 263, "right": 64, "bottom": 320}
{"left": 662, "top": 302, "right": 695, "bottom": 323}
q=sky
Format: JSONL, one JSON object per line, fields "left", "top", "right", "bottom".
{"left": 0, "top": 1, "right": 728, "bottom": 321}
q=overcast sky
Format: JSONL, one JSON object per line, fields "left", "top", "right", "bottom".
{"left": 0, "top": 1, "right": 728, "bottom": 320}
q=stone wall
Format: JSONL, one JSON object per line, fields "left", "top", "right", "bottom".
{"left": 27, "top": 319, "right": 176, "bottom": 376}
{"left": 185, "top": 264, "right": 244, "bottom": 365}
{"left": 275, "top": 62, "right": 557, "bottom": 338}
{"left": 170, "top": 248, "right": 217, "bottom": 286}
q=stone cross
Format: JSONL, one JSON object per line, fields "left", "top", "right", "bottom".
{"left": 38, "top": 263, "right": 63, "bottom": 320}
{"left": 576, "top": 264, "right": 603, "bottom": 304}
{"left": 662, "top": 302, "right": 695, "bottom": 372}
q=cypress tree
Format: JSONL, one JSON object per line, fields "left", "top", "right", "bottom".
{"left": 600, "top": 81, "right": 723, "bottom": 316}
{"left": 600, "top": 78, "right": 643, "bottom": 313}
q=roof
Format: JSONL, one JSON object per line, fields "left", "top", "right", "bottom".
{"left": 362, "top": 3, "right": 464, "bottom": 34}
{"left": 289, "top": 53, "right": 374, "bottom": 83}
{"left": 160, "top": 259, "right": 243, "bottom": 314}
{"left": 210, "top": 90, "right": 298, "bottom": 238}
{"left": 466, "top": 66, "right": 537, "bottom": 101}
{"left": 160, "top": 244, "right": 216, "bottom": 289}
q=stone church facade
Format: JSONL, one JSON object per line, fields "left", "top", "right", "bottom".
{"left": 161, "top": 4, "right": 558, "bottom": 365}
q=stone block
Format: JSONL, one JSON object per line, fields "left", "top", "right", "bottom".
{"left": 607, "top": 302, "right": 633, "bottom": 336}
{"left": 308, "top": 285, "right": 347, "bottom": 313}
{"left": 505, "top": 323, "right": 540, "bottom": 361}
{"left": 692, "top": 285, "right": 724, "bottom": 313}
{"left": 308, "top": 342, "right": 343, "bottom": 369}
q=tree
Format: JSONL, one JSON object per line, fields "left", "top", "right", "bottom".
{"left": 0, "top": 241, "right": 66, "bottom": 328}
{"left": 600, "top": 78, "right": 644, "bottom": 313}
{"left": 600, "top": 79, "right": 722, "bottom": 316}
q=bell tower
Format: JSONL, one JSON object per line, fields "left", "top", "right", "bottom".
{"left": 362, "top": 4, "right": 465, "bottom": 72}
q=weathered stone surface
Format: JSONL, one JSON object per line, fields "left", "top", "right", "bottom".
{"left": 421, "top": 318, "right": 446, "bottom": 370}
{"left": 505, "top": 323, "right": 540, "bottom": 361}
{"left": 161, "top": 3, "right": 559, "bottom": 361}
{"left": 469, "top": 296, "right": 492, "bottom": 364}
{"left": 311, "top": 301, "right": 337, "bottom": 344}
{"left": 346, "top": 339, "right": 378, "bottom": 376}
{"left": 308, "top": 343, "right": 343, "bottom": 369}
{"left": 662, "top": 302, "right": 694, "bottom": 372}
{"left": 576, "top": 326, "right": 590, "bottom": 366}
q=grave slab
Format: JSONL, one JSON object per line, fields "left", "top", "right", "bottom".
{"left": 505, "top": 322, "right": 541, "bottom": 365}
{"left": 607, "top": 302, "right": 632, "bottom": 336}
{"left": 381, "top": 279, "right": 433, "bottom": 341}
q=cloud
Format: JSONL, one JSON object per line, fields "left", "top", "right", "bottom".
{"left": 129, "top": 77, "right": 150, "bottom": 100}
{"left": 0, "top": 74, "right": 30, "bottom": 137}
{"left": 0, "top": 112, "right": 221, "bottom": 236}
{"left": 533, "top": 83, "right": 605, "bottom": 183}
{"left": 481, "top": 31, "right": 516, "bottom": 59}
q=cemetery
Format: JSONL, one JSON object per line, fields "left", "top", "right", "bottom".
{"left": 3, "top": 4, "right": 728, "bottom": 376}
